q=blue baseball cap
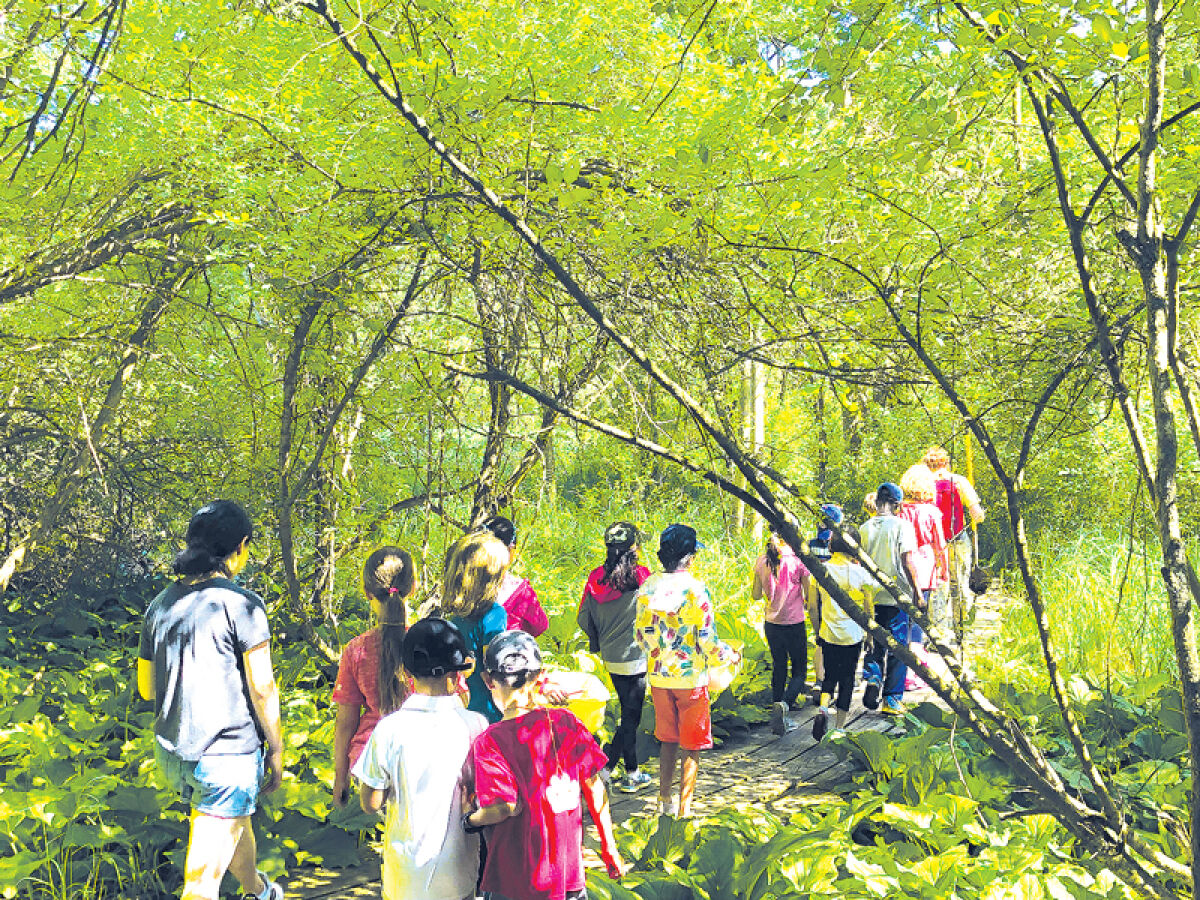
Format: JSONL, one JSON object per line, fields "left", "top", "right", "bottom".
{"left": 877, "top": 482, "right": 904, "bottom": 504}
{"left": 660, "top": 523, "right": 704, "bottom": 559}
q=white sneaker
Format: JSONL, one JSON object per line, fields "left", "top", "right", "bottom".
{"left": 619, "top": 770, "right": 654, "bottom": 793}
{"left": 245, "top": 871, "right": 283, "bottom": 900}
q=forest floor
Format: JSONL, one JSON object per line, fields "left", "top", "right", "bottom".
{"left": 286, "top": 591, "right": 1006, "bottom": 899}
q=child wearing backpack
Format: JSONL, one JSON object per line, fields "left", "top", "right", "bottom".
{"left": 354, "top": 617, "right": 486, "bottom": 900}
{"left": 465, "top": 630, "right": 627, "bottom": 900}
{"left": 924, "top": 445, "right": 986, "bottom": 643}
{"left": 332, "top": 546, "right": 416, "bottom": 807}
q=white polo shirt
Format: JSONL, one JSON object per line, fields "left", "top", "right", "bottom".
{"left": 353, "top": 694, "right": 488, "bottom": 900}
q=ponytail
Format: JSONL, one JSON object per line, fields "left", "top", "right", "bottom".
{"left": 364, "top": 547, "right": 416, "bottom": 714}
{"left": 765, "top": 533, "right": 782, "bottom": 576}
{"left": 600, "top": 544, "right": 641, "bottom": 592}
{"left": 172, "top": 546, "right": 228, "bottom": 578}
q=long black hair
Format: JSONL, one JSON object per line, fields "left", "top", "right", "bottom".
{"left": 600, "top": 545, "right": 640, "bottom": 592}
{"left": 764, "top": 532, "right": 783, "bottom": 576}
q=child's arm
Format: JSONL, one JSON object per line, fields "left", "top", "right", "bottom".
{"left": 136, "top": 658, "right": 154, "bottom": 701}
{"left": 333, "top": 703, "right": 361, "bottom": 807}
{"left": 582, "top": 773, "right": 628, "bottom": 878}
{"left": 464, "top": 799, "right": 520, "bottom": 829}
{"left": 359, "top": 783, "right": 387, "bottom": 815}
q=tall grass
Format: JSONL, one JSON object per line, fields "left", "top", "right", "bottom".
{"left": 987, "top": 527, "right": 1177, "bottom": 686}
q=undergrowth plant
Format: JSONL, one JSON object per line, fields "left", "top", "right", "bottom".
{"left": 587, "top": 711, "right": 1153, "bottom": 900}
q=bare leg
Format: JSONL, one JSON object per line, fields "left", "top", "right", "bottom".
{"left": 182, "top": 812, "right": 259, "bottom": 900}
{"left": 678, "top": 749, "right": 700, "bottom": 818}
{"left": 228, "top": 817, "right": 265, "bottom": 896}
{"left": 658, "top": 741, "right": 679, "bottom": 807}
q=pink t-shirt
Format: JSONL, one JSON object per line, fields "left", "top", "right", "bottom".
{"left": 754, "top": 548, "right": 809, "bottom": 625}
{"left": 498, "top": 572, "right": 549, "bottom": 637}
{"left": 472, "top": 708, "right": 608, "bottom": 900}
{"left": 332, "top": 629, "right": 392, "bottom": 767}
{"left": 901, "top": 503, "right": 947, "bottom": 591}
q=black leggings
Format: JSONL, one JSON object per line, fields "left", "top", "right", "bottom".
{"left": 818, "top": 639, "right": 863, "bottom": 712}
{"left": 764, "top": 620, "right": 808, "bottom": 704}
{"left": 604, "top": 672, "right": 646, "bottom": 771}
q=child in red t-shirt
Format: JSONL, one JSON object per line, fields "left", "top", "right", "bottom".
{"left": 332, "top": 546, "right": 416, "bottom": 807}
{"left": 464, "top": 630, "right": 628, "bottom": 900}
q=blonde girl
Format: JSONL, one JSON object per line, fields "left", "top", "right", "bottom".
{"left": 442, "top": 532, "right": 511, "bottom": 722}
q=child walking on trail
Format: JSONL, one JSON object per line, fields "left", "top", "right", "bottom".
{"left": 137, "top": 500, "right": 284, "bottom": 900}
{"left": 442, "top": 533, "right": 512, "bottom": 723}
{"left": 483, "top": 516, "right": 550, "bottom": 638}
{"left": 332, "top": 547, "right": 416, "bottom": 808}
{"left": 860, "top": 483, "right": 921, "bottom": 716}
{"left": 898, "top": 464, "right": 948, "bottom": 689}
{"left": 576, "top": 521, "right": 654, "bottom": 792}
{"left": 354, "top": 617, "right": 486, "bottom": 900}
{"left": 809, "top": 528, "right": 875, "bottom": 741}
{"left": 464, "top": 630, "right": 628, "bottom": 900}
{"left": 635, "top": 524, "right": 737, "bottom": 819}
{"left": 804, "top": 504, "right": 843, "bottom": 706}
{"left": 751, "top": 531, "right": 810, "bottom": 736}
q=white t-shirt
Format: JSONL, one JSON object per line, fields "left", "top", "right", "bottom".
{"left": 818, "top": 561, "right": 875, "bottom": 646}
{"left": 860, "top": 514, "right": 917, "bottom": 606}
{"left": 353, "top": 694, "right": 488, "bottom": 900}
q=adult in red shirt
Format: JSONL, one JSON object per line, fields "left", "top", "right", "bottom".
{"left": 465, "top": 631, "right": 627, "bottom": 900}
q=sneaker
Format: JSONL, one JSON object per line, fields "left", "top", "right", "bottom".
{"left": 880, "top": 700, "right": 907, "bottom": 717}
{"left": 244, "top": 871, "right": 283, "bottom": 900}
{"left": 862, "top": 680, "right": 881, "bottom": 710}
{"left": 618, "top": 770, "right": 654, "bottom": 793}
{"left": 812, "top": 707, "right": 830, "bottom": 741}
{"left": 770, "top": 701, "right": 795, "bottom": 735}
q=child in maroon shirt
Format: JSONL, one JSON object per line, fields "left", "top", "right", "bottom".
{"left": 464, "top": 630, "right": 627, "bottom": 900}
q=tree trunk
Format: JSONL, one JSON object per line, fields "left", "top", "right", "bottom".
{"left": 0, "top": 265, "right": 185, "bottom": 591}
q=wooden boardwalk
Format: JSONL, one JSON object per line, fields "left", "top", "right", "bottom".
{"left": 287, "top": 592, "right": 1004, "bottom": 898}
{"left": 284, "top": 700, "right": 916, "bottom": 899}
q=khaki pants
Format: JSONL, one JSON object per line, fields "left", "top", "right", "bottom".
{"left": 931, "top": 532, "right": 973, "bottom": 643}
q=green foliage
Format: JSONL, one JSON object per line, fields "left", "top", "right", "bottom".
{"left": 590, "top": 722, "right": 1148, "bottom": 899}
{"left": 0, "top": 589, "right": 373, "bottom": 899}
{"left": 983, "top": 528, "right": 1176, "bottom": 683}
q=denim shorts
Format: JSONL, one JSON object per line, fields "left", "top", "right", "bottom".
{"left": 155, "top": 741, "right": 264, "bottom": 818}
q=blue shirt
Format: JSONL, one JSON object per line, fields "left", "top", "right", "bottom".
{"left": 450, "top": 602, "right": 508, "bottom": 722}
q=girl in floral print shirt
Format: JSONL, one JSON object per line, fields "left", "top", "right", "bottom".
{"left": 634, "top": 524, "right": 736, "bottom": 818}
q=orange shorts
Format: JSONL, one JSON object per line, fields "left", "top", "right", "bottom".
{"left": 650, "top": 685, "right": 713, "bottom": 751}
